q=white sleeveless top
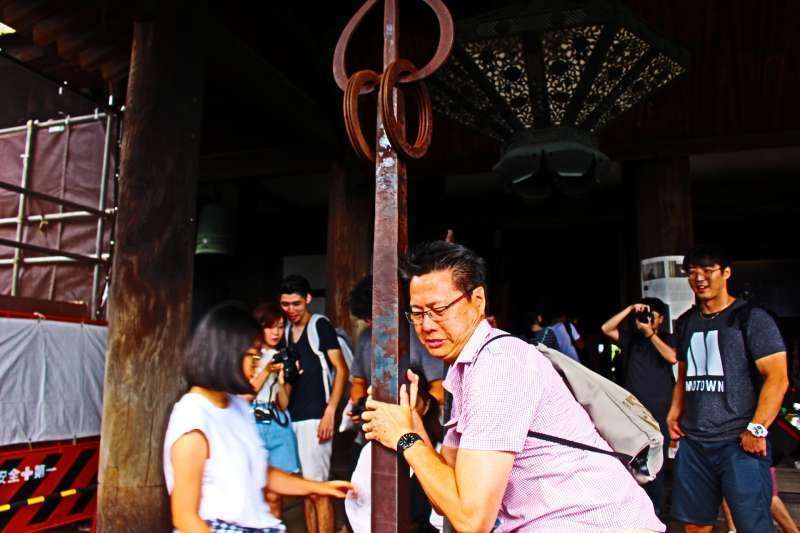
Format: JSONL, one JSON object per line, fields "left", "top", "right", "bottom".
{"left": 163, "top": 392, "right": 283, "bottom": 529}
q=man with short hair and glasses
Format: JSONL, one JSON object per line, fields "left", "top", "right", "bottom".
{"left": 668, "top": 245, "right": 788, "bottom": 533}
{"left": 361, "top": 241, "right": 663, "bottom": 532}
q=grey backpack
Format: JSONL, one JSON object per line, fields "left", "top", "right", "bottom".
{"left": 481, "top": 334, "right": 664, "bottom": 484}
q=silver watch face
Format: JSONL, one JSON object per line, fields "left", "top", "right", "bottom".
{"left": 748, "top": 423, "right": 767, "bottom": 437}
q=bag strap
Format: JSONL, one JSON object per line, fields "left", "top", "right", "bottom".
{"left": 526, "top": 431, "right": 631, "bottom": 462}
{"left": 478, "top": 333, "right": 632, "bottom": 463}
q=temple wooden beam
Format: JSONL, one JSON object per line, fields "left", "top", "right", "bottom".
{"left": 325, "top": 162, "right": 372, "bottom": 342}
{"left": 96, "top": 2, "right": 205, "bottom": 530}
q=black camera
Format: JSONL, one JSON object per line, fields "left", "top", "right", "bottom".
{"left": 635, "top": 309, "right": 653, "bottom": 324}
{"left": 350, "top": 396, "right": 368, "bottom": 418}
{"left": 254, "top": 405, "right": 273, "bottom": 423}
{"left": 272, "top": 348, "right": 301, "bottom": 384}
{"left": 253, "top": 403, "right": 290, "bottom": 426}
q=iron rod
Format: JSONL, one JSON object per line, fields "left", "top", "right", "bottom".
{"left": 0, "top": 210, "right": 98, "bottom": 226}
{"left": 49, "top": 116, "right": 72, "bottom": 300}
{"left": 0, "top": 181, "right": 111, "bottom": 218}
{"left": 91, "top": 114, "right": 114, "bottom": 317}
{"left": 0, "top": 254, "right": 110, "bottom": 266}
{"left": 0, "top": 237, "right": 107, "bottom": 265}
{"left": 10, "top": 121, "right": 34, "bottom": 295}
{"left": 0, "top": 112, "right": 108, "bottom": 135}
{"left": 371, "top": 1, "right": 410, "bottom": 531}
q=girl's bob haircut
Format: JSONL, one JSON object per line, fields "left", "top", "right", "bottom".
{"left": 184, "top": 303, "right": 260, "bottom": 395}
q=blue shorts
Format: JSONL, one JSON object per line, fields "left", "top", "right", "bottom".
{"left": 671, "top": 437, "right": 773, "bottom": 533}
{"left": 254, "top": 406, "right": 301, "bottom": 474}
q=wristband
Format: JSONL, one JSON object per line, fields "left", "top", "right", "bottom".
{"left": 397, "top": 432, "right": 423, "bottom": 454}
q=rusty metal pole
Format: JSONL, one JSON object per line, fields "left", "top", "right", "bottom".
{"left": 370, "top": 0, "right": 410, "bottom": 530}
{"left": 333, "top": 2, "right": 452, "bottom": 530}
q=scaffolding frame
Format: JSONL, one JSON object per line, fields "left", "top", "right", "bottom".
{"left": 0, "top": 111, "right": 118, "bottom": 317}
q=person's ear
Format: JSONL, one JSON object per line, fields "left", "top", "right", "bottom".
{"left": 305, "top": 293, "right": 312, "bottom": 305}
{"left": 471, "top": 286, "right": 486, "bottom": 315}
{"left": 723, "top": 266, "right": 732, "bottom": 281}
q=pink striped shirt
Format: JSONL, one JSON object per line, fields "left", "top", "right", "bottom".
{"left": 443, "top": 320, "right": 664, "bottom": 532}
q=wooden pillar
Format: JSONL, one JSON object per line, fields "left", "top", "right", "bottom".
{"left": 622, "top": 156, "right": 693, "bottom": 298}
{"left": 325, "top": 162, "right": 372, "bottom": 342}
{"left": 631, "top": 156, "right": 693, "bottom": 258}
{"left": 96, "top": 3, "right": 204, "bottom": 531}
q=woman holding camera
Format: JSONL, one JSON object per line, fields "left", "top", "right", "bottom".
{"left": 164, "top": 303, "right": 351, "bottom": 532}
{"left": 249, "top": 302, "right": 301, "bottom": 519}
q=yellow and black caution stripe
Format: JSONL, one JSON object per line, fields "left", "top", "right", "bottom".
{"left": 0, "top": 484, "right": 97, "bottom": 514}
{"left": 0, "top": 438, "right": 99, "bottom": 531}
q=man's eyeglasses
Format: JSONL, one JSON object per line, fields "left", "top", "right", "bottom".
{"left": 684, "top": 266, "right": 722, "bottom": 279}
{"left": 405, "top": 288, "right": 474, "bottom": 325}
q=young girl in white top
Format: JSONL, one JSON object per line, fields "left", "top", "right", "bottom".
{"left": 164, "top": 303, "right": 351, "bottom": 532}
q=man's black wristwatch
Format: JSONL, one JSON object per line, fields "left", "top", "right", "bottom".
{"left": 397, "top": 432, "right": 423, "bottom": 454}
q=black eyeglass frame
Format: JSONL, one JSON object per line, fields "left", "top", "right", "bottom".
{"left": 404, "top": 287, "right": 476, "bottom": 325}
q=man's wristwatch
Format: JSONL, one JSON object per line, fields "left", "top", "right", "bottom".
{"left": 397, "top": 432, "right": 423, "bottom": 454}
{"left": 747, "top": 422, "right": 768, "bottom": 438}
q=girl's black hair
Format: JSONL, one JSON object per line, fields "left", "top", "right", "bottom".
{"left": 409, "top": 365, "right": 443, "bottom": 445}
{"left": 184, "top": 303, "right": 259, "bottom": 395}
{"left": 349, "top": 275, "right": 373, "bottom": 320}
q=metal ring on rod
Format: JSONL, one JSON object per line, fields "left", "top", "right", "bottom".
{"left": 379, "top": 59, "right": 433, "bottom": 160}
{"left": 332, "top": 0, "right": 454, "bottom": 92}
{"left": 344, "top": 69, "right": 382, "bottom": 162}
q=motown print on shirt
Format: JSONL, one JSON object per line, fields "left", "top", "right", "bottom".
{"left": 676, "top": 299, "right": 786, "bottom": 442}
{"left": 685, "top": 329, "right": 725, "bottom": 393}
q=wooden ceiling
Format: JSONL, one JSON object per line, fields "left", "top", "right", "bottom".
{"left": 2, "top": 0, "right": 800, "bottom": 171}
{"left": 0, "top": 0, "right": 132, "bottom": 88}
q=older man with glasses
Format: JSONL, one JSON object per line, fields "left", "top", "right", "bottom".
{"left": 361, "top": 240, "right": 664, "bottom": 532}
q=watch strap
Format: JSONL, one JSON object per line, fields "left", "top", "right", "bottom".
{"left": 397, "top": 432, "right": 423, "bottom": 454}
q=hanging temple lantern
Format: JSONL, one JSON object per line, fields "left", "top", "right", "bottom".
{"left": 428, "top": 0, "right": 689, "bottom": 198}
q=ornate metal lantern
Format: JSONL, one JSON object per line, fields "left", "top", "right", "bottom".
{"left": 428, "top": 0, "right": 689, "bottom": 198}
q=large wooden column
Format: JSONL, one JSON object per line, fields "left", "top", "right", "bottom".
{"left": 326, "top": 162, "right": 372, "bottom": 342}
{"left": 622, "top": 156, "right": 694, "bottom": 300}
{"left": 629, "top": 156, "right": 694, "bottom": 258}
{"left": 97, "top": 4, "right": 204, "bottom": 530}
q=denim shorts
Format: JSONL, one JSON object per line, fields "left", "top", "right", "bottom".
{"left": 671, "top": 437, "right": 773, "bottom": 533}
{"left": 253, "top": 405, "right": 301, "bottom": 474}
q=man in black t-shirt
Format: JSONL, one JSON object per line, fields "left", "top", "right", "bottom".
{"left": 601, "top": 297, "right": 677, "bottom": 514}
{"left": 668, "top": 246, "right": 788, "bottom": 533}
{"left": 279, "top": 275, "right": 349, "bottom": 533}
